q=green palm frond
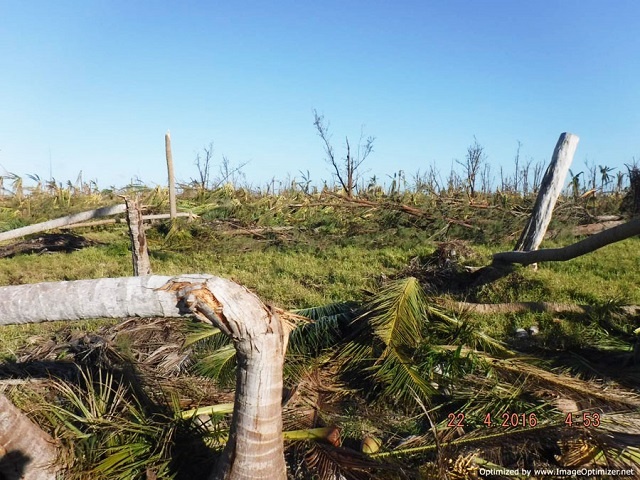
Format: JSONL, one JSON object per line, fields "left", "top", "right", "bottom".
{"left": 288, "top": 314, "right": 344, "bottom": 357}
{"left": 31, "top": 367, "right": 206, "bottom": 480}
{"left": 362, "top": 276, "right": 426, "bottom": 351}
{"left": 295, "top": 301, "right": 360, "bottom": 323}
{"left": 183, "top": 322, "right": 222, "bottom": 348}
{"left": 196, "top": 343, "right": 237, "bottom": 386}
{"left": 427, "top": 307, "right": 513, "bottom": 356}
{"left": 372, "top": 347, "right": 438, "bottom": 405}
{"left": 185, "top": 322, "right": 236, "bottom": 385}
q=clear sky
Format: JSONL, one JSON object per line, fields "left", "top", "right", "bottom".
{"left": 1, "top": 1, "right": 639, "bottom": 190}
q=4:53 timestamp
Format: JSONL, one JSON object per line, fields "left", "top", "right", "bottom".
{"left": 564, "top": 412, "right": 601, "bottom": 427}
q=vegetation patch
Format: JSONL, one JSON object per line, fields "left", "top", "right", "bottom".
{"left": 0, "top": 178, "right": 639, "bottom": 478}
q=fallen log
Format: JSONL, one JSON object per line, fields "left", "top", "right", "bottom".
{"left": 58, "top": 212, "right": 197, "bottom": 230}
{"left": 441, "top": 299, "right": 640, "bottom": 317}
{"left": 0, "top": 204, "right": 126, "bottom": 242}
{"left": 493, "top": 218, "right": 640, "bottom": 266}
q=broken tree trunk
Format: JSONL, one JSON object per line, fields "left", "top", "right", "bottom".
{"left": 0, "top": 275, "right": 288, "bottom": 480}
{"left": 0, "top": 393, "right": 59, "bottom": 480}
{"left": 515, "top": 133, "right": 579, "bottom": 251}
{"left": 123, "top": 196, "right": 152, "bottom": 275}
{"left": 0, "top": 204, "right": 126, "bottom": 242}
{"left": 494, "top": 217, "right": 640, "bottom": 266}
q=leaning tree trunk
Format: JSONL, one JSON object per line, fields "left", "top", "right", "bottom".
{"left": 515, "top": 132, "right": 579, "bottom": 251}
{"left": 0, "top": 275, "right": 288, "bottom": 480}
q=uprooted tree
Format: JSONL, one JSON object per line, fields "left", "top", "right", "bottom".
{"left": 0, "top": 275, "right": 289, "bottom": 480}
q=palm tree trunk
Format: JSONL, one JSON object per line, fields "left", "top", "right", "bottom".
{"left": 0, "top": 204, "right": 126, "bottom": 242}
{"left": 0, "top": 274, "right": 288, "bottom": 480}
{"left": 0, "top": 393, "right": 58, "bottom": 480}
{"left": 210, "top": 319, "right": 286, "bottom": 480}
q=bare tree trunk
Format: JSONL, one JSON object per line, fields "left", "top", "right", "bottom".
{"left": 515, "top": 133, "right": 579, "bottom": 251}
{"left": 0, "top": 393, "right": 59, "bottom": 480}
{"left": 0, "top": 204, "right": 126, "bottom": 242}
{"left": 0, "top": 275, "right": 288, "bottom": 480}
{"left": 123, "top": 196, "right": 152, "bottom": 276}
{"left": 165, "top": 131, "right": 177, "bottom": 220}
{"left": 494, "top": 218, "right": 640, "bottom": 266}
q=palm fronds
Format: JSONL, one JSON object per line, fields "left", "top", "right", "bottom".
{"left": 195, "top": 344, "right": 237, "bottom": 387}
{"left": 363, "top": 276, "right": 426, "bottom": 351}
{"left": 32, "top": 367, "right": 211, "bottom": 479}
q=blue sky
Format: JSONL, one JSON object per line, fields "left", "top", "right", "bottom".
{"left": 1, "top": 1, "right": 639, "bottom": 190}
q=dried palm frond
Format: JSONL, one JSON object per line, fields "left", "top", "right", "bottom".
{"left": 298, "top": 442, "right": 391, "bottom": 480}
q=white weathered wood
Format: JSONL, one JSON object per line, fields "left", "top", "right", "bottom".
{"left": 0, "top": 275, "right": 185, "bottom": 325}
{"left": 165, "top": 131, "right": 178, "bottom": 220}
{"left": 0, "top": 393, "right": 59, "bottom": 480}
{"left": 515, "top": 133, "right": 579, "bottom": 251}
{"left": 0, "top": 204, "right": 126, "bottom": 242}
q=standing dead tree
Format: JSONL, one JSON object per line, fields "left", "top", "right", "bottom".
{"left": 456, "top": 137, "right": 486, "bottom": 198}
{"left": 313, "top": 110, "right": 374, "bottom": 197}
{"left": 0, "top": 275, "right": 290, "bottom": 480}
{"left": 194, "top": 142, "right": 214, "bottom": 190}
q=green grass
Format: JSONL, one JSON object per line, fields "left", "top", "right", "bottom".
{"left": 1, "top": 188, "right": 639, "bottom": 478}
{"left": 473, "top": 237, "right": 640, "bottom": 305}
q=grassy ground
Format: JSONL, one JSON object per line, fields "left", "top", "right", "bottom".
{"left": 1, "top": 189, "right": 638, "bottom": 368}
{"left": 0, "top": 187, "right": 639, "bottom": 478}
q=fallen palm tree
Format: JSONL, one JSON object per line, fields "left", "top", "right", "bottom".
{"left": 0, "top": 274, "right": 291, "bottom": 480}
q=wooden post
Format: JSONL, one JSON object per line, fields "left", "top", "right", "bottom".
{"left": 165, "top": 130, "right": 177, "bottom": 220}
{"left": 515, "top": 133, "right": 579, "bottom": 251}
{"left": 123, "top": 196, "right": 152, "bottom": 276}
